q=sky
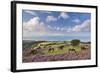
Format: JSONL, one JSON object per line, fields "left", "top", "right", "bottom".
{"left": 22, "top": 10, "right": 91, "bottom": 41}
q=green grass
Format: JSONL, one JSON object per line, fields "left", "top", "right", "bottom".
{"left": 30, "top": 41, "right": 81, "bottom": 56}
{"left": 43, "top": 45, "right": 81, "bottom": 56}
{"left": 31, "top": 44, "right": 38, "bottom": 48}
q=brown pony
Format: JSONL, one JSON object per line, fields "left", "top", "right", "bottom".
{"left": 48, "top": 47, "right": 54, "bottom": 52}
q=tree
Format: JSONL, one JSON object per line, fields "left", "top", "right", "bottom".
{"left": 71, "top": 39, "right": 80, "bottom": 46}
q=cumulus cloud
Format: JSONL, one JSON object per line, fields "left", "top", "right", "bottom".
{"left": 56, "top": 27, "right": 60, "bottom": 31}
{"left": 23, "top": 17, "right": 90, "bottom": 39}
{"left": 73, "top": 19, "right": 80, "bottom": 23}
{"left": 23, "top": 17, "right": 47, "bottom": 36}
{"left": 53, "top": 19, "right": 90, "bottom": 33}
{"left": 72, "top": 19, "right": 90, "bottom": 32}
{"left": 58, "top": 12, "right": 69, "bottom": 19}
{"left": 45, "top": 12, "right": 69, "bottom": 23}
{"left": 47, "top": 25, "right": 53, "bottom": 29}
{"left": 23, "top": 17, "right": 40, "bottom": 31}
{"left": 25, "top": 10, "right": 37, "bottom": 16}
{"left": 46, "top": 16, "right": 57, "bottom": 22}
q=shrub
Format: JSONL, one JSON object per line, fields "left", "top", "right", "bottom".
{"left": 71, "top": 39, "right": 80, "bottom": 46}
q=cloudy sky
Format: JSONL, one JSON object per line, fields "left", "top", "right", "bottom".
{"left": 22, "top": 10, "right": 91, "bottom": 41}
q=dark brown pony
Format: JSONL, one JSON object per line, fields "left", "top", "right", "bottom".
{"left": 48, "top": 47, "right": 54, "bottom": 52}
{"left": 81, "top": 46, "right": 88, "bottom": 50}
{"left": 68, "top": 48, "right": 77, "bottom": 55}
{"left": 58, "top": 45, "right": 64, "bottom": 50}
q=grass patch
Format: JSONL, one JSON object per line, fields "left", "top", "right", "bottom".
{"left": 27, "top": 41, "right": 82, "bottom": 56}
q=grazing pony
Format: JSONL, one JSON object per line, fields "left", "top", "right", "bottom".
{"left": 48, "top": 47, "right": 54, "bottom": 52}
{"left": 68, "top": 48, "right": 77, "bottom": 55}
{"left": 68, "top": 48, "right": 79, "bottom": 60}
{"left": 30, "top": 46, "right": 42, "bottom": 55}
{"left": 81, "top": 46, "right": 88, "bottom": 50}
{"left": 58, "top": 45, "right": 64, "bottom": 50}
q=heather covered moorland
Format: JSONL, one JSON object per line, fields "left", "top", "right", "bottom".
{"left": 23, "top": 40, "right": 91, "bottom": 63}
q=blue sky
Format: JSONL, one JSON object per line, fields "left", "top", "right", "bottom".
{"left": 22, "top": 10, "right": 91, "bottom": 41}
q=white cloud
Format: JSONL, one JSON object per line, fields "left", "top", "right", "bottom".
{"left": 72, "top": 25, "right": 81, "bottom": 32}
{"left": 73, "top": 19, "right": 80, "bottom": 23}
{"left": 60, "top": 28, "right": 64, "bottom": 31}
{"left": 46, "top": 16, "right": 57, "bottom": 22}
{"left": 47, "top": 25, "right": 52, "bottom": 29}
{"left": 23, "top": 17, "right": 90, "bottom": 40}
{"left": 67, "top": 27, "right": 72, "bottom": 32}
{"left": 25, "top": 10, "right": 37, "bottom": 16}
{"left": 23, "top": 17, "right": 47, "bottom": 36}
{"left": 45, "top": 12, "right": 69, "bottom": 23}
{"left": 57, "top": 19, "right": 90, "bottom": 33}
{"left": 56, "top": 27, "right": 60, "bottom": 31}
{"left": 72, "top": 19, "right": 90, "bottom": 32}
{"left": 23, "top": 17, "right": 40, "bottom": 31}
{"left": 58, "top": 12, "right": 69, "bottom": 19}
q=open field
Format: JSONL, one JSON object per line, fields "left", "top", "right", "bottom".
{"left": 22, "top": 40, "right": 91, "bottom": 63}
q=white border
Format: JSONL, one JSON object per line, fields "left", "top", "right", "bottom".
{"left": 16, "top": 3, "right": 96, "bottom": 70}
